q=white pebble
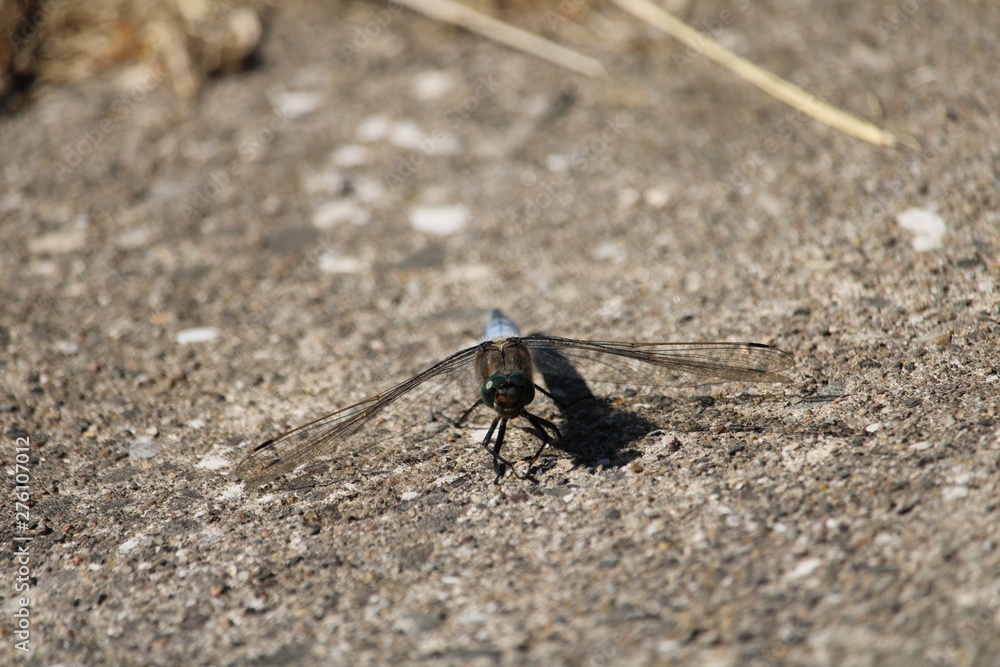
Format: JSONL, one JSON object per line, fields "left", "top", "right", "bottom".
{"left": 302, "top": 168, "right": 347, "bottom": 194}
{"left": 332, "top": 144, "right": 369, "bottom": 167}
{"left": 196, "top": 455, "right": 230, "bottom": 470}
{"left": 388, "top": 120, "right": 426, "bottom": 150}
{"left": 312, "top": 200, "right": 369, "bottom": 229}
{"left": 617, "top": 187, "right": 640, "bottom": 209}
{"left": 786, "top": 557, "right": 822, "bottom": 581}
{"left": 176, "top": 327, "right": 220, "bottom": 345}
{"left": 352, "top": 176, "right": 385, "bottom": 203}
{"left": 115, "top": 226, "right": 153, "bottom": 249}
{"left": 591, "top": 241, "right": 626, "bottom": 263}
{"left": 357, "top": 114, "right": 390, "bottom": 142}
{"left": 389, "top": 121, "right": 460, "bottom": 155}
{"left": 546, "top": 154, "right": 569, "bottom": 172}
{"left": 412, "top": 70, "right": 455, "bottom": 100}
{"left": 409, "top": 205, "right": 468, "bottom": 236}
{"left": 318, "top": 252, "right": 364, "bottom": 274}
{"left": 896, "top": 207, "right": 946, "bottom": 251}
{"left": 29, "top": 228, "right": 86, "bottom": 254}
{"left": 271, "top": 90, "right": 324, "bottom": 119}
{"left": 942, "top": 485, "right": 969, "bottom": 501}
{"left": 130, "top": 438, "right": 161, "bottom": 460}
{"left": 643, "top": 186, "right": 671, "bottom": 208}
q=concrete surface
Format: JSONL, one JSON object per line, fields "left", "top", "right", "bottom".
{"left": 1, "top": 1, "right": 998, "bottom": 665}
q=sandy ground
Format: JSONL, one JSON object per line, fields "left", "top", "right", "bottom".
{"left": 2, "top": 1, "right": 999, "bottom": 665}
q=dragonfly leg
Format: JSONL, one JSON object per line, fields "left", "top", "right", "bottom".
{"left": 533, "top": 382, "right": 587, "bottom": 411}
{"left": 455, "top": 398, "right": 484, "bottom": 427}
{"left": 434, "top": 399, "right": 483, "bottom": 429}
{"left": 533, "top": 381, "right": 595, "bottom": 411}
{"left": 522, "top": 411, "right": 561, "bottom": 476}
{"left": 480, "top": 416, "right": 520, "bottom": 482}
{"left": 492, "top": 418, "right": 509, "bottom": 482}
{"left": 534, "top": 383, "right": 560, "bottom": 405}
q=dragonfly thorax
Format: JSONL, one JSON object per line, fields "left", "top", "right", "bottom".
{"left": 475, "top": 340, "right": 537, "bottom": 418}
{"left": 482, "top": 373, "right": 535, "bottom": 417}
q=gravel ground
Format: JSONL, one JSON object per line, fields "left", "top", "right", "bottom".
{"left": 2, "top": 1, "right": 999, "bottom": 665}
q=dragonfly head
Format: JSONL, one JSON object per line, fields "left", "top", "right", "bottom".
{"left": 482, "top": 373, "right": 535, "bottom": 418}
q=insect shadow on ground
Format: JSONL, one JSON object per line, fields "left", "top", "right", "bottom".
{"left": 530, "top": 337, "right": 653, "bottom": 472}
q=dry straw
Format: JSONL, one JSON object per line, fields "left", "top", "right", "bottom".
{"left": 401, "top": 0, "right": 917, "bottom": 149}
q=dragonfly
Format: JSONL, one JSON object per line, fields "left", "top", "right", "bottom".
{"left": 236, "top": 309, "right": 795, "bottom": 487}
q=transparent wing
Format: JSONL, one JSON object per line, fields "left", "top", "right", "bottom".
{"left": 524, "top": 335, "right": 794, "bottom": 390}
{"left": 235, "top": 343, "right": 484, "bottom": 487}
{"left": 237, "top": 334, "right": 795, "bottom": 487}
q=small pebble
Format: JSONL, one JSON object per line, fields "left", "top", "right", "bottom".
{"left": 412, "top": 70, "right": 455, "bottom": 100}
{"left": 332, "top": 144, "right": 369, "bottom": 167}
{"left": 312, "top": 200, "right": 369, "bottom": 229}
{"left": 409, "top": 205, "right": 468, "bottom": 236}
{"left": 318, "top": 252, "right": 364, "bottom": 274}
{"left": 357, "top": 115, "right": 390, "bottom": 142}
{"left": 29, "top": 228, "right": 86, "bottom": 254}
{"left": 271, "top": 90, "right": 323, "bottom": 119}
{"left": 176, "top": 327, "right": 220, "bottom": 345}
{"left": 896, "top": 207, "right": 946, "bottom": 251}
{"left": 130, "top": 438, "right": 161, "bottom": 460}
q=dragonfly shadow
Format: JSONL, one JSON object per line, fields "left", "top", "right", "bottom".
{"left": 532, "top": 342, "right": 653, "bottom": 470}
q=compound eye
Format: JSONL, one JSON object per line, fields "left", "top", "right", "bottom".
{"left": 481, "top": 373, "right": 535, "bottom": 410}
{"left": 505, "top": 373, "right": 535, "bottom": 402}
{"left": 481, "top": 374, "right": 505, "bottom": 409}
